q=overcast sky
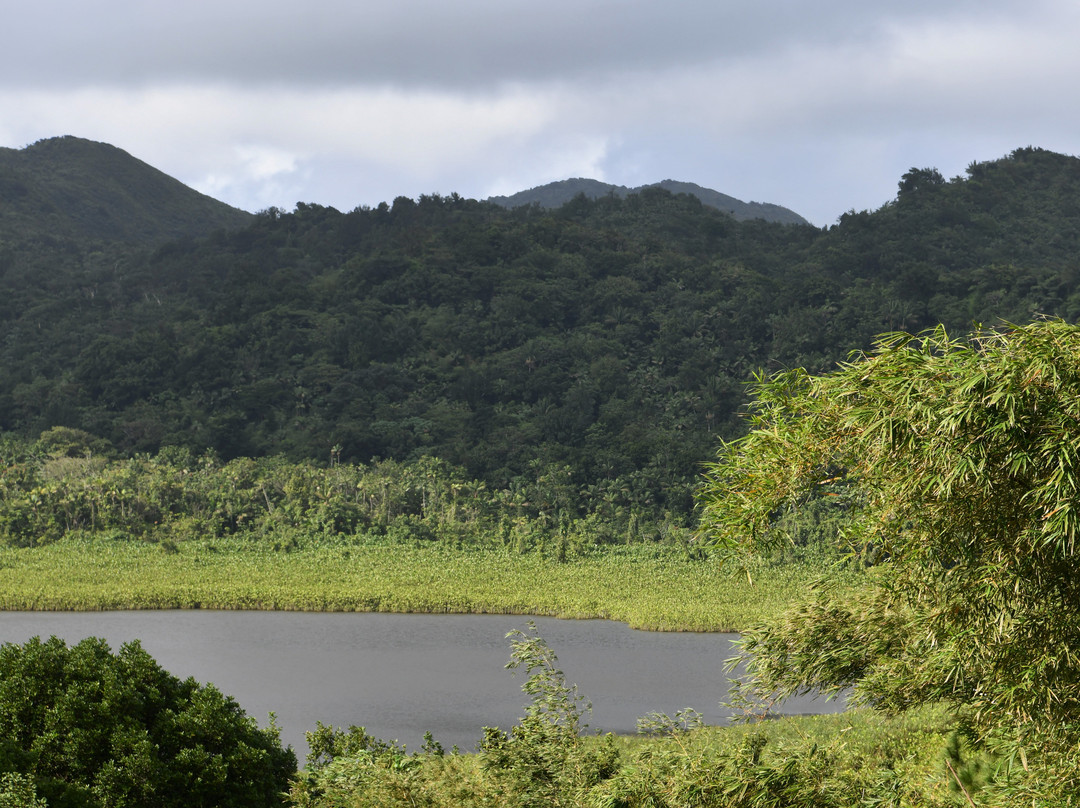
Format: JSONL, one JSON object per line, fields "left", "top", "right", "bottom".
{"left": 3, "top": 1, "right": 1078, "bottom": 226}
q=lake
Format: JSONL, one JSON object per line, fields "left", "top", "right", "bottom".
{"left": 0, "top": 611, "right": 842, "bottom": 757}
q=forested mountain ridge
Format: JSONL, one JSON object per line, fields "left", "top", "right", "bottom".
{"left": 0, "top": 135, "right": 253, "bottom": 245}
{"left": 2, "top": 144, "right": 1079, "bottom": 522}
{"left": 488, "top": 177, "right": 809, "bottom": 225}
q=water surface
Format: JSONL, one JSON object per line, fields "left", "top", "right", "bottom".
{"left": 0, "top": 611, "right": 841, "bottom": 757}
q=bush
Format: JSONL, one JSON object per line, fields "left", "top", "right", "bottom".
{"left": 478, "top": 623, "right": 619, "bottom": 807}
{"left": 0, "top": 636, "right": 296, "bottom": 808}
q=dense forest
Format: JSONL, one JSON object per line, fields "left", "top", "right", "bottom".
{"left": 3, "top": 142, "right": 1080, "bottom": 528}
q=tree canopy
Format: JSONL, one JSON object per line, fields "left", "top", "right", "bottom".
{"left": 3, "top": 147, "right": 1080, "bottom": 526}
{"left": 0, "top": 635, "right": 296, "bottom": 808}
{"left": 697, "top": 319, "right": 1080, "bottom": 780}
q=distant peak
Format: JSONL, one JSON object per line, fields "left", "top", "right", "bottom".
{"left": 487, "top": 178, "right": 808, "bottom": 225}
{"left": 0, "top": 134, "right": 253, "bottom": 245}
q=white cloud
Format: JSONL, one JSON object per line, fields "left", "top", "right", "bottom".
{"left": 197, "top": 144, "right": 304, "bottom": 210}
{"left": 234, "top": 145, "right": 299, "bottom": 181}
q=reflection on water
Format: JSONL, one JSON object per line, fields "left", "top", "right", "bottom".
{"left": 0, "top": 611, "right": 843, "bottom": 756}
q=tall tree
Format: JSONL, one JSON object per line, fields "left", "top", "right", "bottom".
{"left": 698, "top": 319, "right": 1080, "bottom": 786}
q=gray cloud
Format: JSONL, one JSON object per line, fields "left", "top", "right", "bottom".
{"left": 7, "top": 0, "right": 1025, "bottom": 90}
{"left": 3, "top": 0, "right": 1078, "bottom": 227}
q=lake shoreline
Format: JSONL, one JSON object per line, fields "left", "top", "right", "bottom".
{"left": 0, "top": 539, "right": 842, "bottom": 632}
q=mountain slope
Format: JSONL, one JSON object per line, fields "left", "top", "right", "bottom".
{"left": 1, "top": 146, "right": 1078, "bottom": 523}
{"left": 488, "top": 178, "right": 809, "bottom": 225}
{"left": 0, "top": 135, "right": 253, "bottom": 245}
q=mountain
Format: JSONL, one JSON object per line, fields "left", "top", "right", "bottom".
{"left": 487, "top": 178, "right": 809, "bottom": 225}
{"left": 0, "top": 135, "right": 253, "bottom": 245}
{"left": 1, "top": 144, "right": 1078, "bottom": 523}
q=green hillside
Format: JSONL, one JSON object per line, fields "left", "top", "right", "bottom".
{"left": 0, "top": 135, "right": 252, "bottom": 245}
{"left": 1, "top": 145, "right": 1078, "bottom": 524}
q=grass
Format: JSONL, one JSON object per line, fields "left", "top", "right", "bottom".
{"left": 0, "top": 536, "right": 841, "bottom": 632}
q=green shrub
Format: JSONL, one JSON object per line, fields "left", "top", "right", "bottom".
{"left": 479, "top": 624, "right": 619, "bottom": 807}
{"left": 0, "top": 636, "right": 296, "bottom": 807}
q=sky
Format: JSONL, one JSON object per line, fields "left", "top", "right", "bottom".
{"left": 3, "top": 1, "right": 1079, "bottom": 227}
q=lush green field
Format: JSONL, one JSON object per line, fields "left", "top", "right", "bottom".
{"left": 0, "top": 537, "right": 833, "bottom": 632}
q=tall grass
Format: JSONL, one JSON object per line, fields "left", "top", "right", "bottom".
{"left": 0, "top": 537, "right": 837, "bottom": 632}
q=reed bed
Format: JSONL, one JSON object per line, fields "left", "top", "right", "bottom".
{"left": 0, "top": 538, "right": 834, "bottom": 632}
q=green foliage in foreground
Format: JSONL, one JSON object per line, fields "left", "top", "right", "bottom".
{"left": 291, "top": 715, "right": 962, "bottom": 807}
{"left": 0, "top": 539, "right": 824, "bottom": 632}
{"left": 476, "top": 625, "right": 620, "bottom": 807}
{"left": 288, "top": 627, "right": 975, "bottom": 808}
{"left": 699, "top": 319, "right": 1080, "bottom": 802}
{"left": 0, "top": 635, "right": 296, "bottom": 808}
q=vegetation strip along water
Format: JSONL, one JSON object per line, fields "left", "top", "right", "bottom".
{"left": 0, "top": 540, "right": 827, "bottom": 632}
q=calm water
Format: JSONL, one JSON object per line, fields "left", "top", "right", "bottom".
{"left": 0, "top": 611, "right": 842, "bottom": 757}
